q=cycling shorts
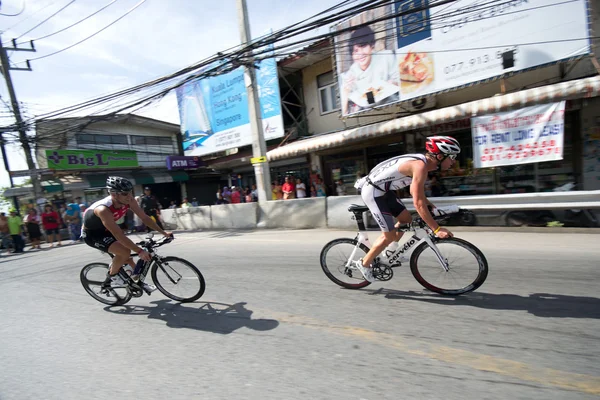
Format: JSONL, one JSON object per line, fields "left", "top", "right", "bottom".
{"left": 361, "top": 182, "right": 407, "bottom": 232}
{"left": 82, "top": 229, "right": 117, "bottom": 253}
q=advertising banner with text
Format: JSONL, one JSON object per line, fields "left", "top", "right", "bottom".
{"left": 176, "top": 51, "right": 284, "bottom": 157}
{"left": 333, "top": 0, "right": 591, "bottom": 116}
{"left": 46, "top": 149, "right": 138, "bottom": 170}
{"left": 471, "top": 101, "right": 565, "bottom": 168}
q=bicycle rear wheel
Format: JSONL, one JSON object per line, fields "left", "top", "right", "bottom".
{"left": 320, "top": 238, "right": 372, "bottom": 289}
{"left": 410, "top": 238, "right": 488, "bottom": 295}
{"left": 80, "top": 263, "right": 132, "bottom": 305}
{"left": 151, "top": 256, "right": 205, "bottom": 302}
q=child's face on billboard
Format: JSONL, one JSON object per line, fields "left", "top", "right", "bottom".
{"left": 352, "top": 44, "right": 373, "bottom": 71}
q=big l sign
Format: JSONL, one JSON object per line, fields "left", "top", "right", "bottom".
{"left": 166, "top": 155, "right": 204, "bottom": 170}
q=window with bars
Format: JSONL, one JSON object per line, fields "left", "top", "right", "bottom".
{"left": 317, "top": 71, "right": 340, "bottom": 114}
{"left": 76, "top": 133, "right": 128, "bottom": 145}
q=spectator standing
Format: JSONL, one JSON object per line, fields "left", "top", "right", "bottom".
{"left": 140, "top": 187, "right": 164, "bottom": 232}
{"left": 296, "top": 178, "right": 307, "bottom": 198}
{"left": 41, "top": 204, "right": 62, "bottom": 247}
{"left": 64, "top": 203, "right": 81, "bottom": 244}
{"left": 181, "top": 198, "right": 191, "bottom": 208}
{"left": 7, "top": 209, "right": 25, "bottom": 253}
{"left": 24, "top": 208, "right": 43, "bottom": 249}
{"left": 282, "top": 176, "right": 295, "bottom": 200}
{"left": 222, "top": 186, "right": 232, "bottom": 204}
{"left": 169, "top": 200, "right": 177, "bottom": 209}
{"left": 336, "top": 179, "right": 347, "bottom": 196}
{"left": 315, "top": 178, "right": 327, "bottom": 197}
{"left": 230, "top": 187, "right": 241, "bottom": 204}
{"left": 191, "top": 198, "right": 199, "bottom": 207}
{"left": 0, "top": 212, "right": 12, "bottom": 253}
{"left": 245, "top": 188, "right": 253, "bottom": 203}
{"left": 272, "top": 181, "right": 283, "bottom": 200}
{"left": 251, "top": 184, "right": 258, "bottom": 202}
{"left": 310, "top": 185, "right": 317, "bottom": 197}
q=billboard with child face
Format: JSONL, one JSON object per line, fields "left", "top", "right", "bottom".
{"left": 332, "top": 0, "right": 592, "bottom": 117}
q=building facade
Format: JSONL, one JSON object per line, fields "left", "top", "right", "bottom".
{"left": 5, "top": 114, "right": 189, "bottom": 210}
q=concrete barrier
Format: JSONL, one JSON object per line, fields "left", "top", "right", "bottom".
{"left": 327, "top": 195, "right": 364, "bottom": 229}
{"left": 160, "top": 190, "right": 600, "bottom": 231}
{"left": 161, "top": 207, "right": 211, "bottom": 230}
{"left": 260, "top": 197, "right": 327, "bottom": 229}
{"left": 211, "top": 203, "right": 258, "bottom": 229}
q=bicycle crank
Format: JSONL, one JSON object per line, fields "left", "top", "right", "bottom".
{"left": 372, "top": 265, "right": 393, "bottom": 281}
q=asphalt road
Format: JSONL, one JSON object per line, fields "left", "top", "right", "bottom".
{"left": 1, "top": 229, "right": 599, "bottom": 400}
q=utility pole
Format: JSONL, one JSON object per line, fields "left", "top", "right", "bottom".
{"left": 0, "top": 130, "right": 19, "bottom": 210}
{"left": 236, "top": 0, "right": 272, "bottom": 204}
{"left": 0, "top": 37, "right": 42, "bottom": 205}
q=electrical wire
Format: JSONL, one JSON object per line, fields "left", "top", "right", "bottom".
{"left": 15, "top": 0, "right": 120, "bottom": 45}
{"left": 0, "top": 0, "right": 26, "bottom": 17}
{"left": 2, "top": 0, "right": 56, "bottom": 33}
{"left": 24, "top": 0, "right": 147, "bottom": 62}
{"left": 14, "top": 0, "right": 76, "bottom": 40}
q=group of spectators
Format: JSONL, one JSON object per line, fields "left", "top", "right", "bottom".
{"left": 0, "top": 197, "right": 88, "bottom": 254}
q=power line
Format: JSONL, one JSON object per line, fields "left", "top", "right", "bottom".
{"left": 0, "top": 0, "right": 26, "bottom": 17}
{"left": 14, "top": 0, "right": 76, "bottom": 40}
{"left": 24, "top": 0, "right": 147, "bottom": 62}
{"left": 16, "top": 0, "right": 120, "bottom": 45}
{"left": 2, "top": 0, "right": 57, "bottom": 33}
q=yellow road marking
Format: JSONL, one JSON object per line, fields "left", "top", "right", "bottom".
{"left": 262, "top": 311, "right": 600, "bottom": 395}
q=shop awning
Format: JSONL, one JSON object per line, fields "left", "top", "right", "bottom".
{"left": 2, "top": 180, "right": 64, "bottom": 197}
{"left": 267, "top": 75, "right": 600, "bottom": 161}
{"left": 152, "top": 171, "right": 189, "bottom": 183}
{"left": 131, "top": 171, "right": 154, "bottom": 185}
{"left": 169, "top": 171, "right": 189, "bottom": 182}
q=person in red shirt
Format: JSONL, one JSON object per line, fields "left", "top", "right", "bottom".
{"left": 282, "top": 176, "right": 296, "bottom": 200}
{"left": 230, "top": 186, "right": 241, "bottom": 204}
{"left": 41, "top": 204, "right": 62, "bottom": 247}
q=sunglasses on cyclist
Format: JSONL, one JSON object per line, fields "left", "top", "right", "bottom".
{"left": 110, "top": 190, "right": 131, "bottom": 196}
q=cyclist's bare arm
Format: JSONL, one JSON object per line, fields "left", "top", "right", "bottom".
{"left": 402, "top": 161, "right": 439, "bottom": 232}
{"left": 95, "top": 207, "right": 143, "bottom": 254}
{"left": 128, "top": 197, "right": 170, "bottom": 236}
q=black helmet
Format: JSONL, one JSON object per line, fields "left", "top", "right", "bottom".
{"left": 106, "top": 176, "right": 133, "bottom": 192}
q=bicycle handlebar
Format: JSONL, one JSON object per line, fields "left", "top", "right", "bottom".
{"left": 134, "top": 235, "right": 174, "bottom": 253}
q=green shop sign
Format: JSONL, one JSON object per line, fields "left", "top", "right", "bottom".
{"left": 46, "top": 149, "right": 138, "bottom": 170}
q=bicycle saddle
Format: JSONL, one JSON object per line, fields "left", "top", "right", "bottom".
{"left": 348, "top": 204, "right": 369, "bottom": 213}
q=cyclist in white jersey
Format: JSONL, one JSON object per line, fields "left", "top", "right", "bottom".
{"left": 81, "top": 176, "right": 172, "bottom": 290}
{"left": 353, "top": 136, "right": 461, "bottom": 282}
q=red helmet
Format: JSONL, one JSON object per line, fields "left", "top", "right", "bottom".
{"left": 426, "top": 136, "right": 461, "bottom": 155}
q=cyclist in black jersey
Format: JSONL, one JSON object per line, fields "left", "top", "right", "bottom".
{"left": 81, "top": 176, "right": 172, "bottom": 290}
{"left": 353, "top": 136, "right": 460, "bottom": 282}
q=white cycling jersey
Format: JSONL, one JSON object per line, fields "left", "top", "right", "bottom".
{"left": 365, "top": 154, "right": 426, "bottom": 195}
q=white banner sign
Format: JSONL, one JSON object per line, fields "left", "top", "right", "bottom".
{"left": 471, "top": 101, "right": 565, "bottom": 168}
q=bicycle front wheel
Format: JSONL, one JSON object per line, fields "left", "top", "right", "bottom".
{"left": 151, "top": 257, "right": 205, "bottom": 302}
{"left": 80, "top": 263, "right": 132, "bottom": 306}
{"left": 320, "top": 238, "right": 372, "bottom": 289}
{"left": 410, "top": 238, "right": 488, "bottom": 295}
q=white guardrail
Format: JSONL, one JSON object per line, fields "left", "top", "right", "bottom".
{"left": 408, "top": 191, "right": 600, "bottom": 211}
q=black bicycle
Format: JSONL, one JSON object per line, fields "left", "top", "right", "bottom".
{"left": 80, "top": 234, "right": 205, "bottom": 305}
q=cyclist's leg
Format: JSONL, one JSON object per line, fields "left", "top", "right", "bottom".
{"left": 106, "top": 241, "right": 130, "bottom": 276}
{"left": 389, "top": 194, "right": 412, "bottom": 242}
{"left": 361, "top": 185, "right": 397, "bottom": 268}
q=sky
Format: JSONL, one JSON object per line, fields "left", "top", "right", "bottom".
{"left": 0, "top": 0, "right": 343, "bottom": 189}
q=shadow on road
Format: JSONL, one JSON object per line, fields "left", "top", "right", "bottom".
{"left": 367, "top": 288, "right": 600, "bottom": 319}
{"left": 104, "top": 300, "right": 279, "bottom": 334}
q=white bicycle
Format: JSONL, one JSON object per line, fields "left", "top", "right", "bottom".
{"left": 320, "top": 204, "right": 489, "bottom": 295}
